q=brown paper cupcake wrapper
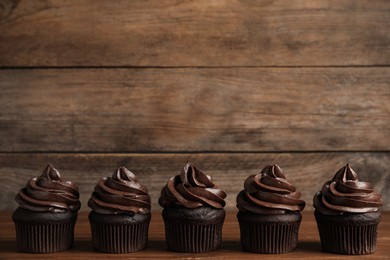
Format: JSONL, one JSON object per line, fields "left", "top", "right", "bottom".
{"left": 316, "top": 222, "right": 379, "bottom": 255}
{"left": 164, "top": 222, "right": 223, "bottom": 253}
{"left": 239, "top": 222, "right": 300, "bottom": 254}
{"left": 14, "top": 222, "right": 75, "bottom": 253}
{"left": 90, "top": 222, "right": 149, "bottom": 253}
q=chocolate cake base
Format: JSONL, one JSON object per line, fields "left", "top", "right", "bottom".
{"left": 89, "top": 211, "right": 151, "bottom": 253}
{"left": 315, "top": 210, "right": 381, "bottom": 255}
{"left": 12, "top": 207, "right": 78, "bottom": 253}
{"left": 162, "top": 206, "right": 225, "bottom": 253}
{"left": 237, "top": 211, "right": 302, "bottom": 254}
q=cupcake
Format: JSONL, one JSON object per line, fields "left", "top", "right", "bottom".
{"left": 159, "top": 162, "right": 227, "bottom": 253}
{"left": 236, "top": 164, "right": 305, "bottom": 254}
{"left": 313, "top": 164, "right": 382, "bottom": 254}
{"left": 12, "top": 164, "right": 81, "bottom": 253}
{"left": 88, "top": 167, "right": 151, "bottom": 253}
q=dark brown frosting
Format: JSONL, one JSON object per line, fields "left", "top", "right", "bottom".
{"left": 158, "top": 162, "right": 226, "bottom": 209}
{"left": 15, "top": 164, "right": 81, "bottom": 213}
{"left": 88, "top": 167, "right": 151, "bottom": 215}
{"left": 313, "top": 164, "right": 382, "bottom": 215}
{"left": 236, "top": 165, "right": 305, "bottom": 214}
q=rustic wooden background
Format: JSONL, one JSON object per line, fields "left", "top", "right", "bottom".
{"left": 0, "top": 0, "right": 389, "bottom": 212}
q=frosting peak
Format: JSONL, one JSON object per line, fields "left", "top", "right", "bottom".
{"left": 237, "top": 165, "right": 305, "bottom": 214}
{"left": 313, "top": 164, "right": 382, "bottom": 215}
{"left": 331, "top": 163, "right": 358, "bottom": 182}
{"left": 113, "top": 167, "right": 136, "bottom": 181}
{"left": 180, "top": 162, "right": 214, "bottom": 188}
{"left": 15, "top": 164, "right": 81, "bottom": 213}
{"left": 159, "top": 162, "right": 226, "bottom": 209}
{"left": 41, "top": 164, "right": 62, "bottom": 181}
{"left": 262, "top": 164, "right": 286, "bottom": 178}
{"left": 88, "top": 167, "right": 151, "bottom": 215}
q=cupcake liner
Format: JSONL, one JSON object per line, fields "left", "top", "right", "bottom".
{"left": 14, "top": 221, "right": 75, "bottom": 253}
{"left": 316, "top": 222, "right": 379, "bottom": 255}
{"left": 315, "top": 211, "right": 381, "bottom": 255}
{"left": 237, "top": 211, "right": 302, "bottom": 254}
{"left": 238, "top": 221, "right": 300, "bottom": 254}
{"left": 162, "top": 207, "right": 225, "bottom": 253}
{"left": 164, "top": 222, "right": 223, "bottom": 253}
{"left": 12, "top": 208, "right": 78, "bottom": 253}
{"left": 90, "top": 221, "right": 150, "bottom": 253}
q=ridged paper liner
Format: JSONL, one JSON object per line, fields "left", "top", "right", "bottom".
{"left": 239, "top": 222, "right": 300, "bottom": 254}
{"left": 14, "top": 222, "right": 74, "bottom": 253}
{"left": 317, "top": 222, "right": 378, "bottom": 254}
{"left": 164, "top": 222, "right": 223, "bottom": 253}
{"left": 90, "top": 222, "right": 149, "bottom": 253}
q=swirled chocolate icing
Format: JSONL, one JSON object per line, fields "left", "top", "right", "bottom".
{"left": 236, "top": 165, "right": 305, "bottom": 214}
{"left": 88, "top": 167, "right": 151, "bottom": 215}
{"left": 15, "top": 164, "right": 81, "bottom": 213}
{"left": 313, "top": 164, "right": 382, "bottom": 215}
{"left": 159, "top": 162, "right": 226, "bottom": 209}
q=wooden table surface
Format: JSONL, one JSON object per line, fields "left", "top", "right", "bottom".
{"left": 0, "top": 211, "right": 389, "bottom": 259}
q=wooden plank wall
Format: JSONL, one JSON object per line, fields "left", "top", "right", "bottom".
{"left": 0, "top": 0, "right": 389, "bottom": 211}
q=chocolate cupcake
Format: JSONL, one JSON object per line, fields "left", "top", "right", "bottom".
{"left": 12, "top": 164, "right": 80, "bottom": 253}
{"left": 236, "top": 165, "right": 305, "bottom": 254}
{"left": 313, "top": 164, "right": 382, "bottom": 254}
{"left": 159, "top": 162, "right": 227, "bottom": 253}
{"left": 88, "top": 167, "right": 151, "bottom": 253}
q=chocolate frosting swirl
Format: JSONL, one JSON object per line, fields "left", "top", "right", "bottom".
{"left": 313, "top": 164, "right": 382, "bottom": 215}
{"left": 88, "top": 167, "right": 151, "bottom": 215}
{"left": 15, "top": 164, "right": 81, "bottom": 213}
{"left": 236, "top": 165, "right": 305, "bottom": 214}
{"left": 159, "top": 162, "right": 227, "bottom": 209}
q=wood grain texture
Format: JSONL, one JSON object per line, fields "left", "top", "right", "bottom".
{"left": 1, "top": 68, "right": 389, "bottom": 152}
{"left": 0, "top": 211, "right": 389, "bottom": 259}
{"left": 0, "top": 152, "right": 388, "bottom": 211}
{"left": 0, "top": 0, "right": 389, "bottom": 67}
